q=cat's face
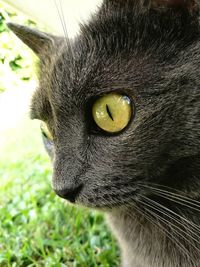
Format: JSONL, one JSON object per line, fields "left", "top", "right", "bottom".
{"left": 9, "top": 0, "right": 200, "bottom": 209}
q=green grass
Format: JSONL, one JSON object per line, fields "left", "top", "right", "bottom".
{"left": 0, "top": 118, "right": 119, "bottom": 267}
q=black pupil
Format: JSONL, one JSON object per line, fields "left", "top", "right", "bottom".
{"left": 106, "top": 104, "right": 114, "bottom": 121}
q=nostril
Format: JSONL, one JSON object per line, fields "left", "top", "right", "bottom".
{"left": 54, "top": 184, "right": 83, "bottom": 203}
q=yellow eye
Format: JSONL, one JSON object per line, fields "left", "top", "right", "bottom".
{"left": 40, "top": 122, "right": 53, "bottom": 141}
{"left": 92, "top": 93, "right": 133, "bottom": 133}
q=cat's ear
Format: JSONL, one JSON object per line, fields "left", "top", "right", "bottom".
{"left": 150, "top": 0, "right": 199, "bottom": 13}
{"left": 7, "top": 23, "right": 54, "bottom": 57}
{"left": 102, "top": 0, "right": 199, "bottom": 14}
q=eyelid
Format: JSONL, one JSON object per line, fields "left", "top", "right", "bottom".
{"left": 86, "top": 89, "right": 131, "bottom": 103}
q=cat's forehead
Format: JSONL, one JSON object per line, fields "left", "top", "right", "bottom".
{"left": 31, "top": 0, "right": 200, "bottom": 121}
{"left": 49, "top": 44, "right": 159, "bottom": 101}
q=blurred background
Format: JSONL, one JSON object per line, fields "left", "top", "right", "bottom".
{"left": 0, "top": 0, "right": 119, "bottom": 266}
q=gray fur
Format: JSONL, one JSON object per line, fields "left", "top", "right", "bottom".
{"left": 8, "top": 0, "right": 200, "bottom": 266}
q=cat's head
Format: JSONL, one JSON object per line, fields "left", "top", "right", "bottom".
{"left": 8, "top": 0, "right": 200, "bottom": 209}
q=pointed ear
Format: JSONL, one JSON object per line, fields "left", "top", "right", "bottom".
{"left": 7, "top": 23, "right": 54, "bottom": 56}
{"left": 102, "top": 0, "right": 199, "bottom": 14}
{"left": 151, "top": 0, "right": 199, "bottom": 13}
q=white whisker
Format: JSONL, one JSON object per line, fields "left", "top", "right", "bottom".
{"left": 54, "top": 0, "right": 67, "bottom": 39}
{"left": 58, "top": 0, "right": 69, "bottom": 40}
{"left": 126, "top": 201, "right": 194, "bottom": 264}
{"left": 141, "top": 195, "right": 200, "bottom": 242}
{"left": 53, "top": 0, "right": 75, "bottom": 60}
{"left": 138, "top": 182, "right": 200, "bottom": 211}
{"left": 137, "top": 197, "right": 200, "bottom": 254}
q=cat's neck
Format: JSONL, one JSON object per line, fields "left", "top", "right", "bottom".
{"left": 107, "top": 156, "right": 200, "bottom": 267}
{"left": 107, "top": 202, "right": 200, "bottom": 267}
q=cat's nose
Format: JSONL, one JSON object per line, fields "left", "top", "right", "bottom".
{"left": 54, "top": 184, "right": 83, "bottom": 203}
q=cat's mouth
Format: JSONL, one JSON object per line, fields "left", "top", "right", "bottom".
{"left": 54, "top": 184, "right": 83, "bottom": 203}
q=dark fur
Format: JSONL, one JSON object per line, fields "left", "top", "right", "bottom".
{"left": 8, "top": 0, "right": 200, "bottom": 266}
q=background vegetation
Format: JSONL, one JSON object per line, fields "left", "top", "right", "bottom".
{"left": 0, "top": 2, "right": 119, "bottom": 266}
{"left": 0, "top": 1, "right": 37, "bottom": 93}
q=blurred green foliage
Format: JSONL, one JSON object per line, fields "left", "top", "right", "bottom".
{"left": 0, "top": 2, "right": 37, "bottom": 93}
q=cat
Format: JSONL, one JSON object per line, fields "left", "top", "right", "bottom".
{"left": 8, "top": 0, "right": 200, "bottom": 266}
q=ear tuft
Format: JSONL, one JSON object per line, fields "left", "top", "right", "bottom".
{"left": 7, "top": 23, "right": 54, "bottom": 56}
